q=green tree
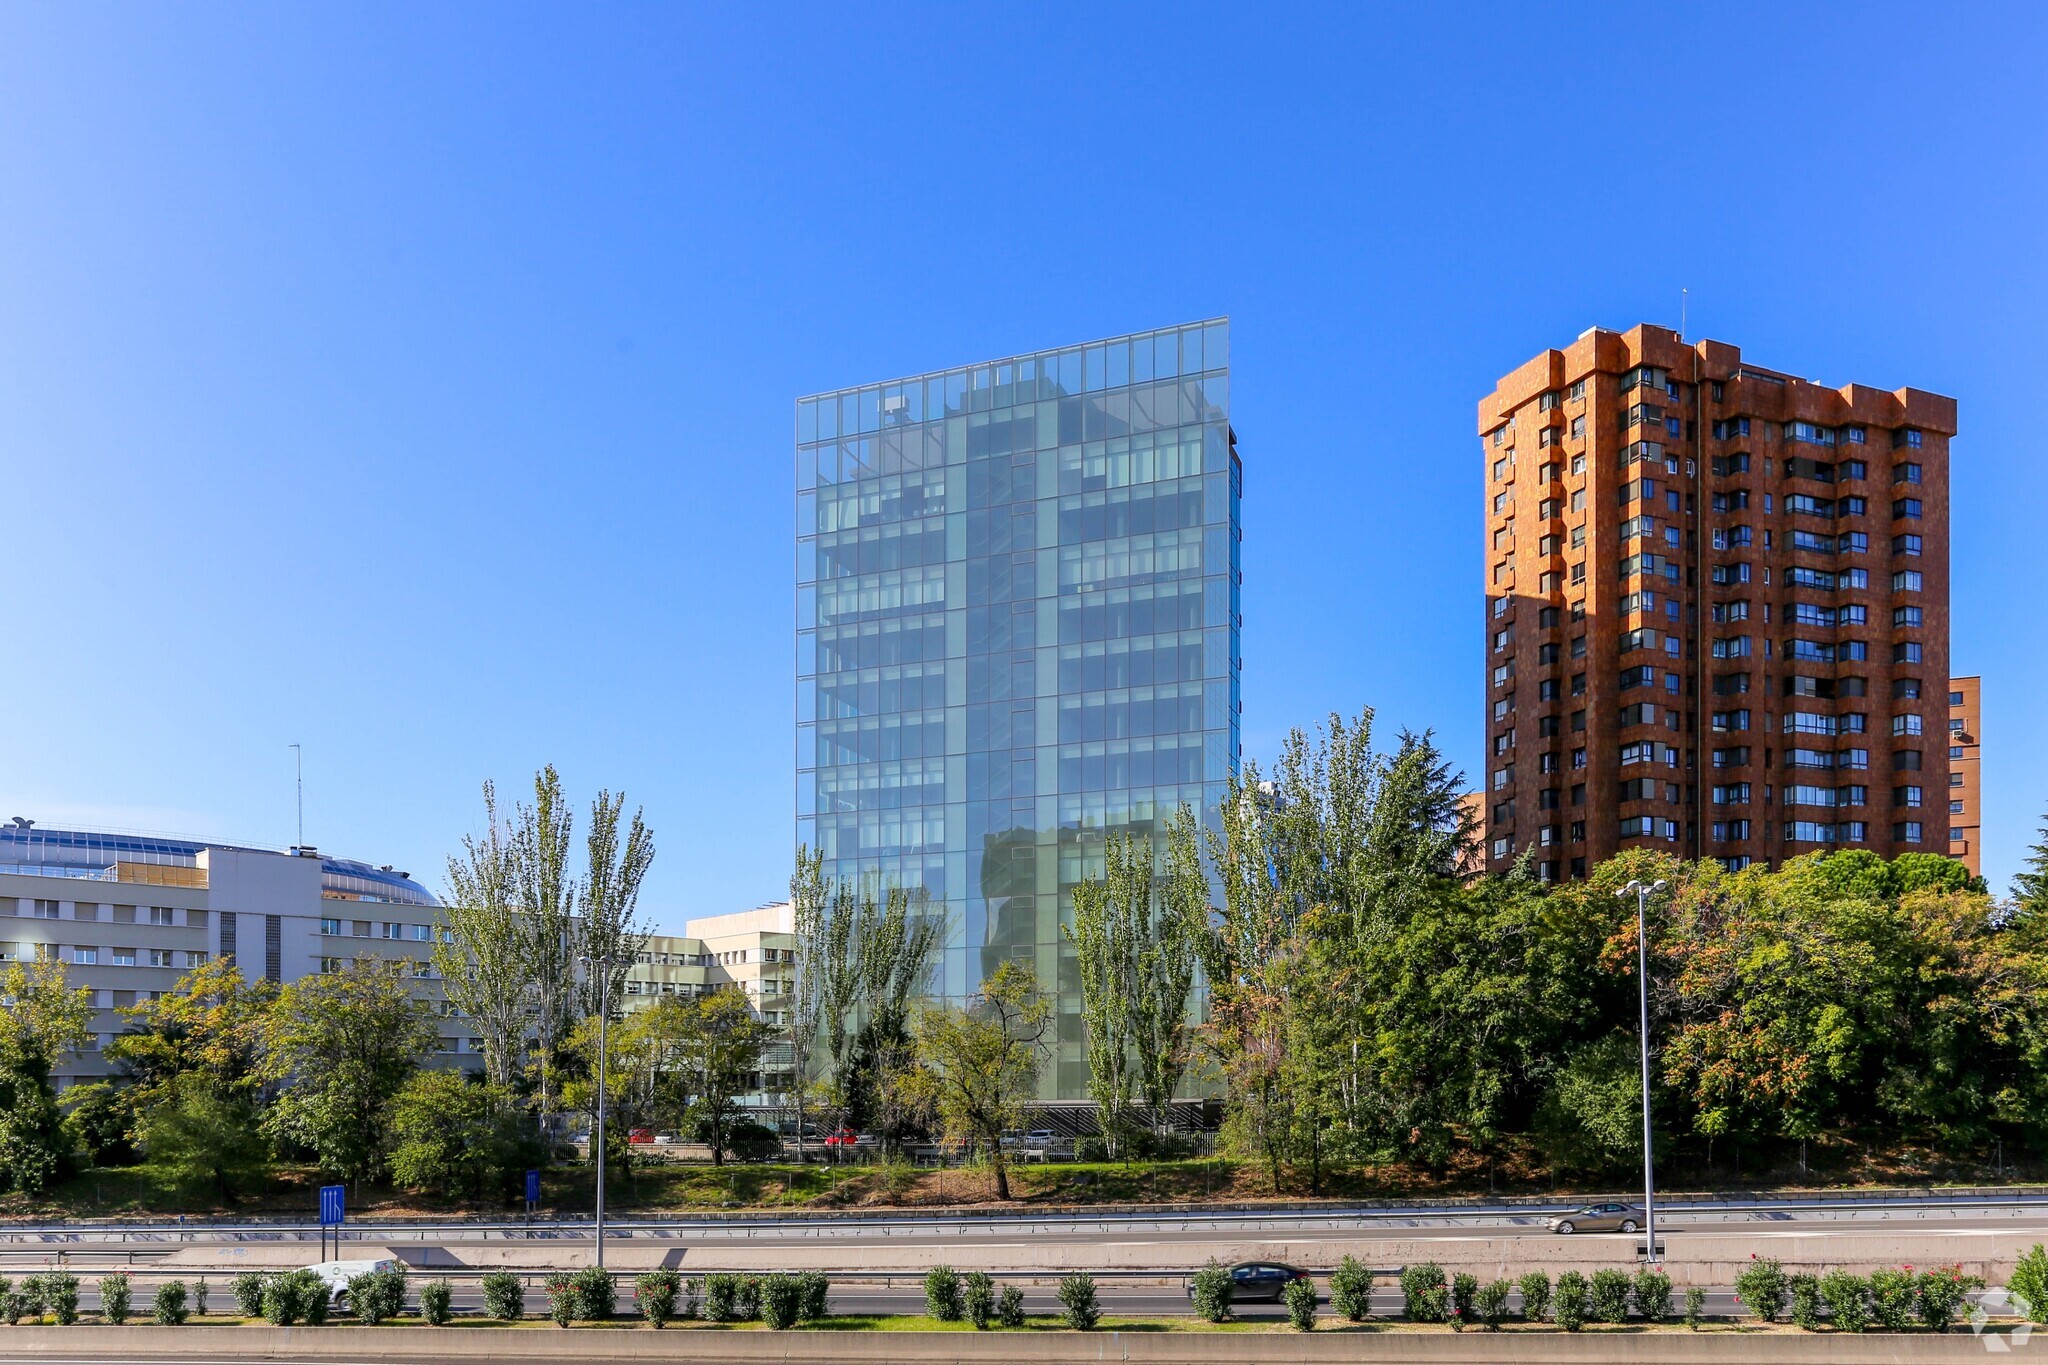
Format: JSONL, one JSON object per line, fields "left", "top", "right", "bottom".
{"left": 575, "top": 787, "right": 656, "bottom": 1019}
{"left": 260, "top": 959, "right": 437, "bottom": 1183}
{"left": 784, "top": 845, "right": 828, "bottom": 1159}
{"left": 436, "top": 780, "right": 534, "bottom": 1089}
{"left": 138, "top": 1073, "right": 269, "bottom": 1202}
{"left": 912, "top": 961, "right": 1050, "bottom": 1200}
{"left": 673, "top": 990, "right": 770, "bottom": 1166}
{"left": 809, "top": 879, "right": 943, "bottom": 1145}
{"left": 2015, "top": 808, "right": 2048, "bottom": 919}
{"left": 104, "top": 957, "right": 276, "bottom": 1108}
{"left": 0, "top": 958, "right": 95, "bottom": 1193}
{"left": 1065, "top": 806, "right": 1204, "bottom": 1155}
{"left": 387, "top": 1069, "right": 534, "bottom": 1199}
{"left": 512, "top": 765, "right": 580, "bottom": 1136}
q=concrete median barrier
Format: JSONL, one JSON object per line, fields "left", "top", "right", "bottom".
{"left": 0, "top": 1323, "right": 2021, "bottom": 1362}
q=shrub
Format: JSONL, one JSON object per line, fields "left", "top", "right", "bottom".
{"left": 481, "top": 1272, "right": 524, "bottom": 1321}
{"left": 1589, "top": 1268, "right": 1632, "bottom": 1324}
{"left": 735, "top": 1275, "right": 762, "bottom": 1321}
{"left": 1329, "top": 1255, "right": 1371, "bottom": 1322}
{"left": 1284, "top": 1276, "right": 1317, "bottom": 1331}
{"left": 679, "top": 1276, "right": 700, "bottom": 1320}
{"left": 1632, "top": 1268, "right": 1672, "bottom": 1323}
{"left": 636, "top": 1269, "right": 680, "bottom": 1328}
{"left": 1869, "top": 1267, "right": 1916, "bottom": 1330}
{"left": 1917, "top": 1266, "right": 1980, "bottom": 1332}
{"left": 545, "top": 1274, "right": 577, "bottom": 1327}
{"left": 194, "top": 1278, "right": 209, "bottom": 1318}
{"left": 1735, "top": 1257, "right": 1789, "bottom": 1323}
{"left": 232, "top": 1273, "right": 267, "bottom": 1318}
{"left": 1789, "top": 1273, "right": 1822, "bottom": 1331}
{"left": 1517, "top": 1270, "right": 1551, "bottom": 1323}
{"left": 1475, "top": 1279, "right": 1512, "bottom": 1330}
{"left": 17, "top": 1274, "right": 46, "bottom": 1322}
{"left": 2011, "top": 1245, "right": 2048, "bottom": 1324}
{"left": 1554, "top": 1271, "right": 1588, "bottom": 1331}
{"left": 996, "top": 1285, "right": 1027, "bottom": 1329}
{"left": 297, "top": 1272, "right": 329, "bottom": 1327}
{"left": 420, "top": 1279, "right": 453, "bottom": 1326}
{"left": 964, "top": 1271, "right": 995, "bottom": 1329}
{"left": 45, "top": 1272, "right": 79, "bottom": 1325}
{"left": 924, "top": 1265, "right": 963, "bottom": 1321}
{"left": 1683, "top": 1285, "right": 1706, "bottom": 1329}
{"left": 260, "top": 1272, "right": 305, "bottom": 1327}
{"left": 797, "top": 1271, "right": 828, "bottom": 1322}
{"left": 761, "top": 1275, "right": 803, "bottom": 1330}
{"left": 347, "top": 1272, "right": 391, "bottom": 1325}
{"left": 703, "top": 1273, "right": 742, "bottom": 1323}
{"left": 1192, "top": 1259, "right": 1235, "bottom": 1323}
{"left": 1820, "top": 1270, "right": 1870, "bottom": 1333}
{"left": 1058, "top": 1272, "right": 1099, "bottom": 1331}
{"left": 378, "top": 1265, "right": 409, "bottom": 1321}
{"left": 0, "top": 1279, "right": 20, "bottom": 1327}
{"left": 1401, "top": 1261, "right": 1449, "bottom": 1323}
{"left": 100, "top": 1272, "right": 133, "bottom": 1326}
{"left": 570, "top": 1267, "right": 614, "bottom": 1321}
{"left": 152, "top": 1280, "right": 189, "bottom": 1326}
{"left": 1450, "top": 1272, "right": 1479, "bottom": 1329}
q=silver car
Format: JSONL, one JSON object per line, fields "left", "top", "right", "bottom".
{"left": 1547, "top": 1202, "right": 1645, "bottom": 1235}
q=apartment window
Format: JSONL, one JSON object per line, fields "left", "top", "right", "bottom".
{"left": 1712, "top": 820, "right": 1752, "bottom": 842}
{"left": 72, "top": 946, "right": 98, "bottom": 965}
{"left": 1892, "top": 498, "right": 1923, "bottom": 520}
{"left": 1570, "top": 488, "right": 1586, "bottom": 511}
{"left": 320, "top": 957, "right": 344, "bottom": 974}
{"left": 1571, "top": 453, "right": 1586, "bottom": 476}
{"left": 1713, "top": 783, "right": 1752, "bottom": 804}
{"left": 1892, "top": 570, "right": 1923, "bottom": 593}
{"left": 1892, "top": 678, "right": 1923, "bottom": 700}
{"left": 1894, "top": 534, "right": 1923, "bottom": 556}
{"left": 1571, "top": 747, "right": 1587, "bottom": 769}
{"left": 1841, "top": 459, "right": 1868, "bottom": 480}
{"left": 1952, "top": 799, "right": 1965, "bottom": 815}
{"left": 1894, "top": 821, "right": 1924, "bottom": 843}
{"left": 30, "top": 899, "right": 59, "bottom": 919}
{"left": 1893, "top": 750, "right": 1924, "bottom": 771}
{"left": 148, "top": 949, "right": 173, "bottom": 968}
{"left": 1892, "top": 714, "right": 1924, "bottom": 737}
{"left": 319, "top": 917, "right": 342, "bottom": 935}
{"left": 111, "top": 948, "right": 135, "bottom": 966}
{"left": 185, "top": 951, "right": 210, "bottom": 968}
{"left": 1492, "top": 491, "right": 1509, "bottom": 514}
{"left": 1893, "top": 429, "right": 1924, "bottom": 449}
{"left": 1893, "top": 606, "right": 1923, "bottom": 628}
{"left": 148, "top": 906, "right": 175, "bottom": 926}
{"left": 1893, "top": 642, "right": 1923, "bottom": 664}
{"left": 1570, "top": 673, "right": 1586, "bottom": 696}
{"left": 1893, "top": 462, "right": 1923, "bottom": 484}
{"left": 1951, "top": 773, "right": 1965, "bottom": 788}
{"left": 1951, "top": 745, "right": 1964, "bottom": 759}
{"left": 1538, "top": 679, "right": 1560, "bottom": 701}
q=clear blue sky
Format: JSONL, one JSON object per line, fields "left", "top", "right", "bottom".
{"left": 2, "top": 3, "right": 2041, "bottom": 927}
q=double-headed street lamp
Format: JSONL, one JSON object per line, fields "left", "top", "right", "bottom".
{"left": 1615, "top": 878, "right": 1667, "bottom": 1264}
{"left": 579, "top": 952, "right": 616, "bottom": 1270}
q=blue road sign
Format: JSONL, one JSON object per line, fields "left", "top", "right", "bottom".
{"left": 525, "top": 1169, "right": 541, "bottom": 1204}
{"left": 319, "top": 1184, "right": 346, "bottom": 1227}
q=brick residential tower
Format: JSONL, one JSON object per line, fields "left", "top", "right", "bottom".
{"left": 1479, "top": 325, "right": 1954, "bottom": 878}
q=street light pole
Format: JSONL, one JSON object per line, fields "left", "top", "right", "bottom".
{"left": 1616, "top": 878, "right": 1667, "bottom": 1264}
{"left": 581, "top": 954, "right": 615, "bottom": 1271}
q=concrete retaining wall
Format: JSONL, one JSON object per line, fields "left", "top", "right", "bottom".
{"left": 0, "top": 1323, "right": 2022, "bottom": 1361}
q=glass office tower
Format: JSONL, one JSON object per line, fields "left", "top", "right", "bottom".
{"left": 795, "top": 321, "right": 1240, "bottom": 1101}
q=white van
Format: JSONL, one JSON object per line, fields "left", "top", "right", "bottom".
{"left": 301, "top": 1258, "right": 400, "bottom": 1305}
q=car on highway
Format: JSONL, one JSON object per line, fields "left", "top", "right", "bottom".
{"left": 1191, "top": 1261, "right": 1314, "bottom": 1303}
{"left": 303, "top": 1258, "right": 400, "bottom": 1306}
{"left": 1547, "top": 1202, "right": 1646, "bottom": 1235}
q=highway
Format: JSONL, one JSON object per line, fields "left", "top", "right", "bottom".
{"left": 9, "top": 1192, "right": 2048, "bottom": 1261}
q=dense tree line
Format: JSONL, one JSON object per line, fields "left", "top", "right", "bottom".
{"left": 1173, "top": 709, "right": 2045, "bottom": 1189}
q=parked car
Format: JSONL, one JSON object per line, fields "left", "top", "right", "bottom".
{"left": 1547, "top": 1202, "right": 1646, "bottom": 1235}
{"left": 302, "top": 1258, "right": 400, "bottom": 1306}
{"left": 822, "top": 1128, "right": 864, "bottom": 1148}
{"left": 1193, "top": 1261, "right": 1313, "bottom": 1303}
{"left": 628, "top": 1128, "right": 655, "bottom": 1145}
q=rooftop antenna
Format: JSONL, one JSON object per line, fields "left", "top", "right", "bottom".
{"left": 289, "top": 744, "right": 304, "bottom": 848}
{"left": 1680, "top": 287, "right": 1688, "bottom": 341}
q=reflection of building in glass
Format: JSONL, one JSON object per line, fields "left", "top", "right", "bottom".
{"left": 795, "top": 322, "right": 1241, "bottom": 1101}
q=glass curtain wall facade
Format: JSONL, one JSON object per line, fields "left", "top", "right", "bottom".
{"left": 796, "top": 320, "right": 1240, "bottom": 1101}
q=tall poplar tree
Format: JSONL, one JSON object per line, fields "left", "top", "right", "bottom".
{"left": 576, "top": 788, "right": 655, "bottom": 1019}
{"left": 437, "top": 780, "right": 533, "bottom": 1088}
{"left": 513, "top": 765, "right": 579, "bottom": 1131}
